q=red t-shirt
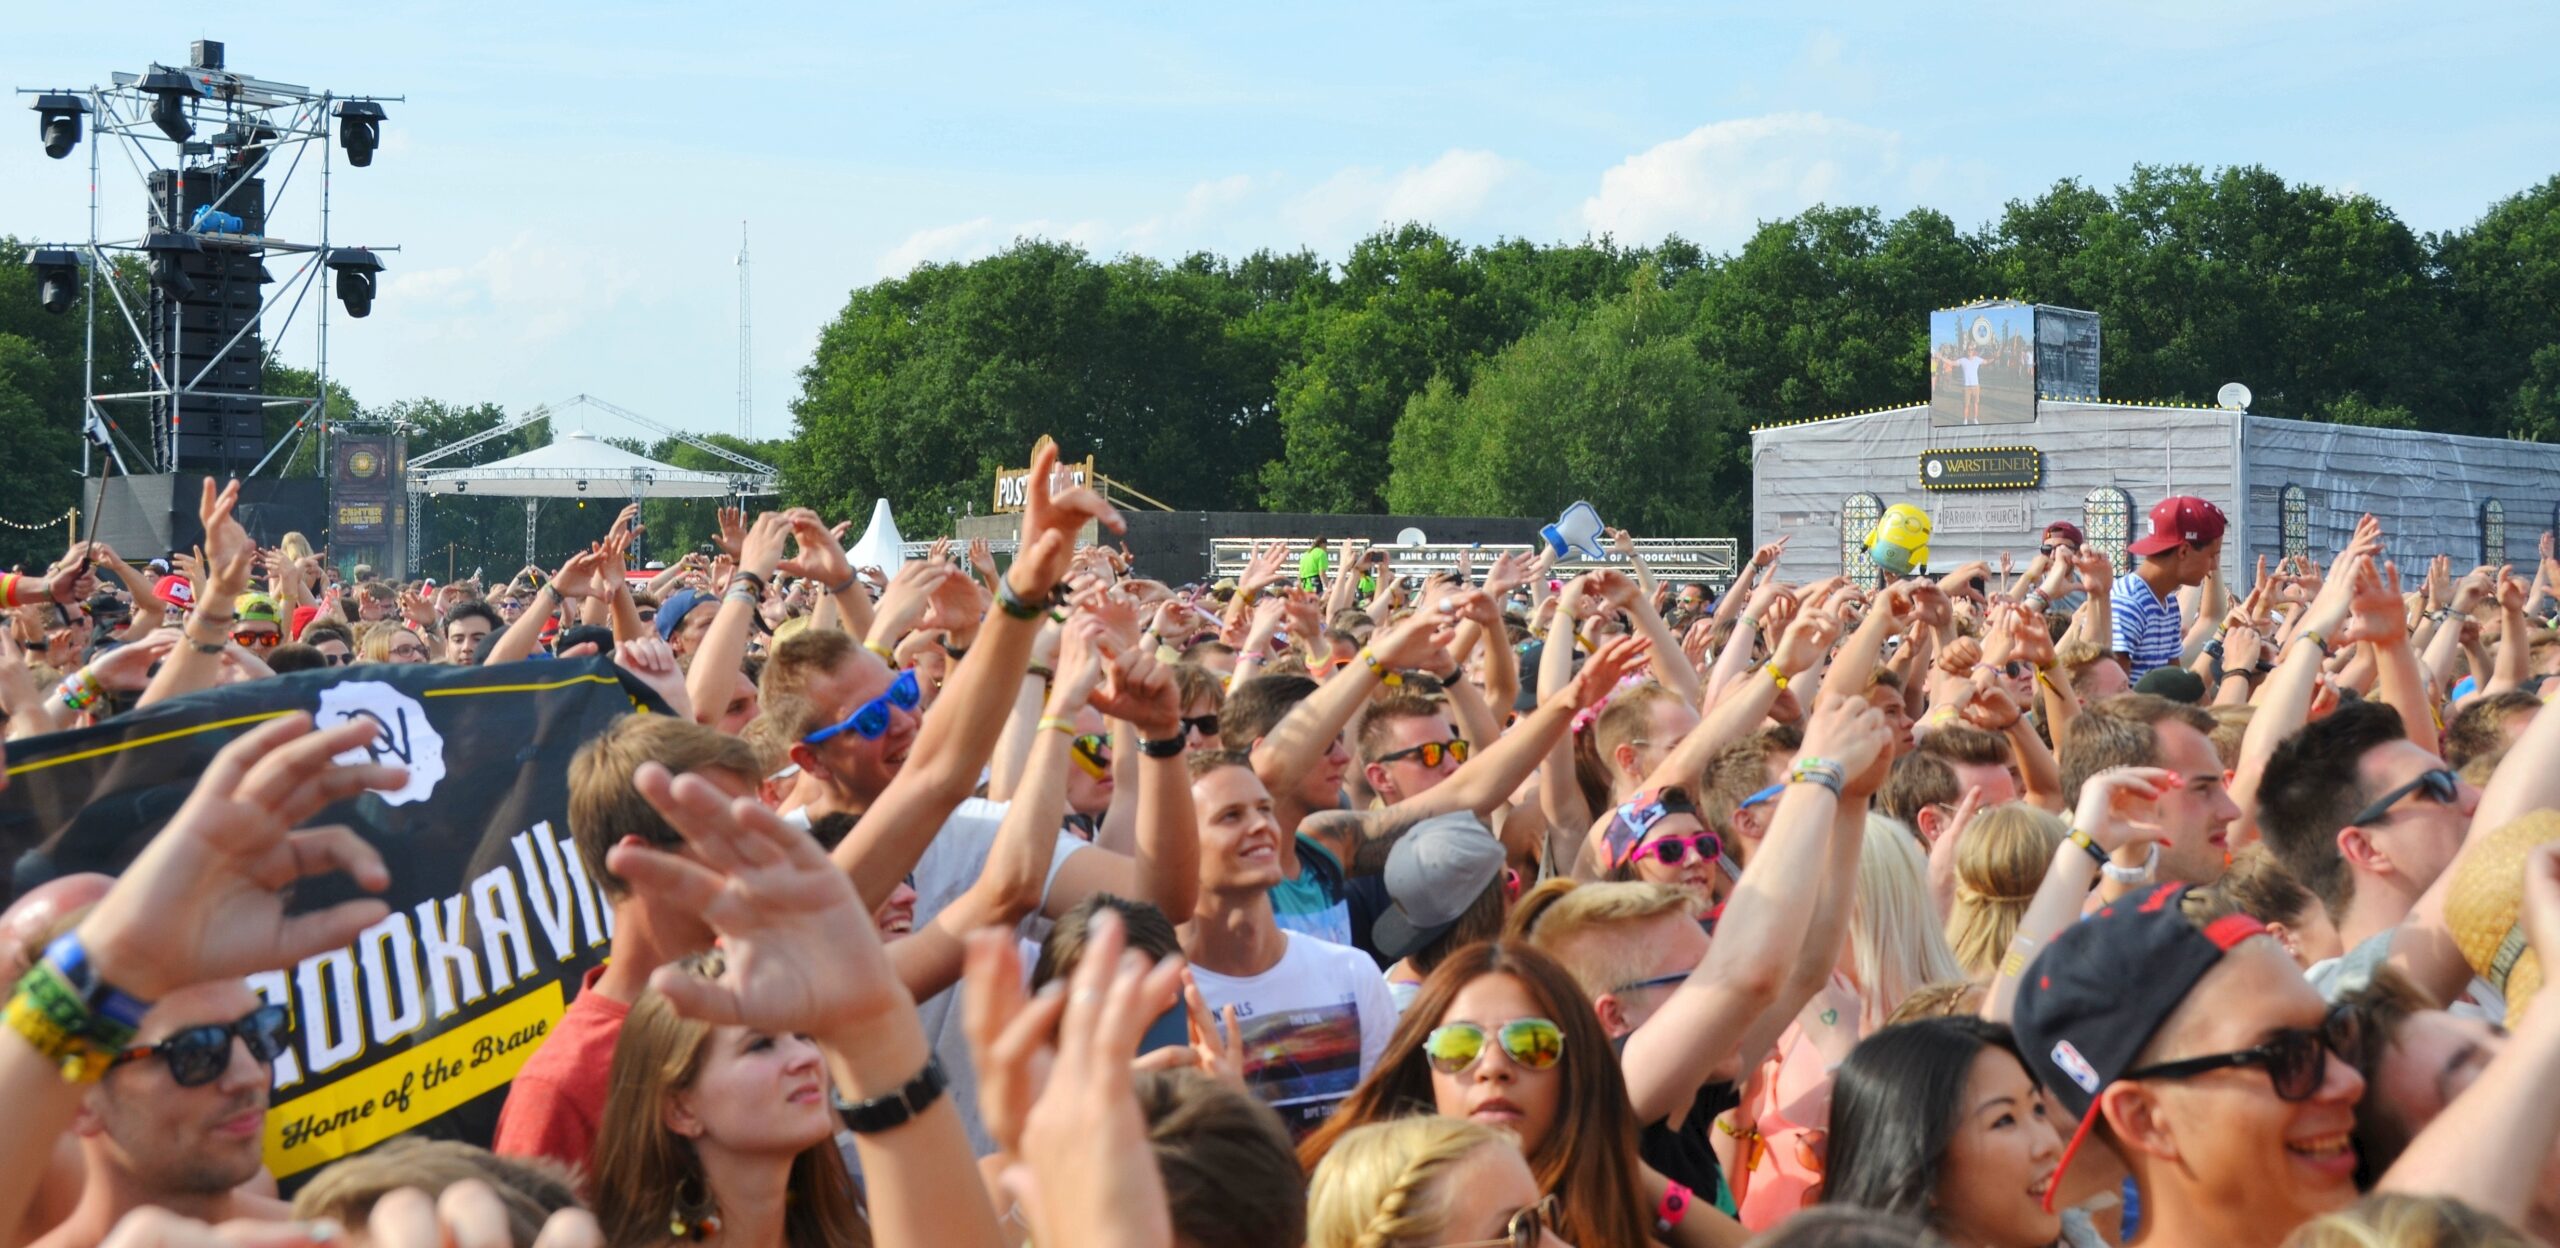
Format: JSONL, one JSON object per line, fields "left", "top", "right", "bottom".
{"left": 492, "top": 965, "right": 631, "bottom": 1187}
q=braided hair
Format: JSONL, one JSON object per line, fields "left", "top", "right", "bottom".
{"left": 1306, "top": 1117, "right": 1510, "bottom": 1248}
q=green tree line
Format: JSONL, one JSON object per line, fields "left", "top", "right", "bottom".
{"left": 4, "top": 162, "right": 2556, "bottom": 569}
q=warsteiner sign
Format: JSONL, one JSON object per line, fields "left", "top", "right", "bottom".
{"left": 1917, "top": 446, "right": 2044, "bottom": 491}
{"left": 0, "top": 658, "right": 664, "bottom": 1183}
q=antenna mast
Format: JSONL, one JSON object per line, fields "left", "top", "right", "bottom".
{"left": 735, "top": 221, "right": 751, "bottom": 438}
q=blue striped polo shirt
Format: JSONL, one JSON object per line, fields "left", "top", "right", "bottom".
{"left": 2110, "top": 571, "right": 2185, "bottom": 680}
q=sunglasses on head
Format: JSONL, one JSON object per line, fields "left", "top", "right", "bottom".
{"left": 1180, "top": 713, "right": 1220, "bottom": 739}
{"left": 1636, "top": 830, "right": 1724, "bottom": 868}
{"left": 1378, "top": 737, "right": 1470, "bottom": 769}
{"left": 114, "top": 1003, "right": 291, "bottom": 1088}
{"left": 2123, "top": 1004, "right": 2361, "bottom": 1102}
{"left": 2347, "top": 768, "right": 2461, "bottom": 828}
{"left": 1070, "top": 733, "right": 1112, "bottom": 778}
{"left": 1437, "top": 1193, "right": 1560, "bottom": 1248}
{"left": 805, "top": 668, "right": 922, "bottom": 745}
{"left": 1423, "top": 1017, "right": 1564, "bottom": 1076}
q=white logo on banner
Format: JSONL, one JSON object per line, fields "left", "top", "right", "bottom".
{"left": 317, "top": 682, "right": 447, "bottom": 805}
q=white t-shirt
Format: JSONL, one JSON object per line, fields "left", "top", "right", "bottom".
{"left": 792, "top": 798, "right": 1091, "bottom": 1157}
{"left": 1190, "top": 930, "right": 1402, "bottom": 1135}
{"left": 1957, "top": 353, "right": 1987, "bottom": 385}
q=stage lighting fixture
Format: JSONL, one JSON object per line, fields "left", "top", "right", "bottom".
{"left": 26, "top": 249, "right": 80, "bottom": 315}
{"left": 144, "top": 231, "right": 200, "bottom": 299}
{"left": 32, "top": 94, "right": 87, "bottom": 160}
{"left": 454, "top": 480, "right": 467, "bottom": 494}
{"left": 576, "top": 479, "right": 589, "bottom": 492}
{"left": 333, "top": 101, "right": 385, "bottom": 167}
{"left": 140, "top": 70, "right": 196, "bottom": 142}
{"left": 327, "top": 247, "right": 384, "bottom": 318}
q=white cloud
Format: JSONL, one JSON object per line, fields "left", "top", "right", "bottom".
{"left": 1578, "top": 113, "right": 1904, "bottom": 249}
{"left": 1288, "top": 148, "right": 1524, "bottom": 246}
{"left": 875, "top": 216, "right": 1001, "bottom": 277}
{"left": 378, "top": 232, "right": 643, "bottom": 344}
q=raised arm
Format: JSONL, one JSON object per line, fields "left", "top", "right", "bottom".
{"left": 1985, "top": 767, "right": 2178, "bottom": 1022}
{"left": 1251, "top": 607, "right": 1450, "bottom": 816}
{"left": 2376, "top": 842, "right": 2560, "bottom": 1228}
{"left": 833, "top": 441, "right": 1122, "bottom": 907}
{"left": 138, "top": 480, "right": 254, "bottom": 708}
{"left": 685, "top": 512, "right": 787, "bottom": 724}
{"left": 1620, "top": 695, "right": 1888, "bottom": 1123}
{"left": 2230, "top": 525, "right": 2378, "bottom": 823}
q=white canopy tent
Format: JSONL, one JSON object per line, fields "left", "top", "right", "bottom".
{"left": 412, "top": 431, "right": 748, "bottom": 498}
{"left": 403, "top": 395, "right": 781, "bottom": 569}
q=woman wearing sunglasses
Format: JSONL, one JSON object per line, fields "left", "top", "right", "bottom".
{"left": 1309, "top": 1116, "right": 1571, "bottom": 1248}
{"left": 1822, "top": 1016, "right": 2086, "bottom": 1248}
{"left": 1303, "top": 941, "right": 1726, "bottom": 1247}
{"left": 1601, "top": 787, "right": 1728, "bottom": 916}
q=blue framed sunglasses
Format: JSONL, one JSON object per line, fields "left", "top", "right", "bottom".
{"left": 805, "top": 669, "right": 922, "bottom": 744}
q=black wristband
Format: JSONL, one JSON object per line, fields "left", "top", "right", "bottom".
{"left": 996, "top": 578, "right": 1044, "bottom": 621}
{"left": 1136, "top": 734, "right": 1186, "bottom": 759}
{"left": 834, "top": 1055, "right": 948, "bottom": 1134}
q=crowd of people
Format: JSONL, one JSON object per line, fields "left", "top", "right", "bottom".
{"left": 3, "top": 446, "right": 2560, "bottom": 1248}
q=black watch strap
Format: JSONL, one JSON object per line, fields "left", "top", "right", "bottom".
{"left": 833, "top": 1055, "right": 948, "bottom": 1133}
{"left": 1136, "top": 734, "right": 1186, "bottom": 759}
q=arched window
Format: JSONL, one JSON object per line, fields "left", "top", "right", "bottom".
{"left": 1841, "top": 493, "right": 1883, "bottom": 590}
{"left": 2083, "top": 487, "right": 2133, "bottom": 571}
{"left": 2481, "top": 499, "right": 2506, "bottom": 568}
{"left": 2280, "top": 484, "right": 2310, "bottom": 562}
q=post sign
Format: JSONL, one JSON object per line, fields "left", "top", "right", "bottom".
{"left": 992, "top": 436, "right": 1097, "bottom": 513}
{"left": 1918, "top": 447, "right": 2043, "bottom": 492}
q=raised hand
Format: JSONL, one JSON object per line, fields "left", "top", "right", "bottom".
{"left": 1769, "top": 607, "right": 1841, "bottom": 676}
{"left": 2071, "top": 546, "right": 2114, "bottom": 596}
{"left": 1750, "top": 537, "right": 1787, "bottom": 569}
{"left": 614, "top": 635, "right": 693, "bottom": 719}
{"left": 1238, "top": 541, "right": 1290, "bottom": 599}
{"left": 774, "top": 508, "right": 856, "bottom": 589}
{"left": 1370, "top": 606, "right": 1458, "bottom": 671}
{"left": 869, "top": 560, "right": 962, "bottom": 643}
{"left": 612, "top": 764, "right": 902, "bottom": 1033}
{"left": 2070, "top": 766, "right": 2180, "bottom": 855}
{"left": 82, "top": 716, "right": 406, "bottom": 1000}
{"left": 86, "top": 633, "right": 178, "bottom": 692}
{"left": 1796, "top": 691, "right": 1893, "bottom": 783}
{"left": 1014, "top": 440, "right": 1126, "bottom": 593}
{"left": 1092, "top": 644, "right": 1181, "bottom": 738}
{"left": 198, "top": 479, "right": 256, "bottom": 597}
{"left": 712, "top": 506, "right": 747, "bottom": 560}
{"left": 1956, "top": 676, "right": 2025, "bottom": 733}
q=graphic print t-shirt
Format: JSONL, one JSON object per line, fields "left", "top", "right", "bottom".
{"left": 1189, "top": 930, "right": 1401, "bottom": 1135}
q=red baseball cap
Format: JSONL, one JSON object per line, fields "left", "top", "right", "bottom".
{"left": 2127, "top": 496, "right": 2226, "bottom": 557}
{"left": 153, "top": 574, "right": 194, "bottom": 609}
{"left": 2041, "top": 521, "right": 2086, "bottom": 548}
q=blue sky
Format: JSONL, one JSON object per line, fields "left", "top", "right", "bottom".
{"left": 5, "top": 2, "right": 2554, "bottom": 444}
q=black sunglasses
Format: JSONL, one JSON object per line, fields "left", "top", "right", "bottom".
{"left": 2347, "top": 768, "right": 2461, "bottom": 828}
{"left": 114, "top": 1003, "right": 292, "bottom": 1088}
{"left": 1181, "top": 713, "right": 1220, "bottom": 738}
{"left": 2123, "top": 1004, "right": 2360, "bottom": 1102}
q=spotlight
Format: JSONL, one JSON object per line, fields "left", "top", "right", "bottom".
{"left": 326, "top": 247, "right": 384, "bottom": 318}
{"left": 576, "top": 479, "right": 589, "bottom": 492}
{"left": 139, "top": 69, "right": 195, "bottom": 143}
{"left": 333, "top": 101, "right": 385, "bottom": 168}
{"left": 454, "top": 480, "right": 467, "bottom": 494}
{"left": 26, "top": 249, "right": 80, "bottom": 315}
{"left": 144, "top": 231, "right": 200, "bottom": 299}
{"left": 31, "top": 94, "right": 87, "bottom": 160}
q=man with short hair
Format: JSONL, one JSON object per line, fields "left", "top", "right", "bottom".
{"left": 31, "top": 977, "right": 291, "bottom": 1248}
{"left": 1697, "top": 726, "right": 1800, "bottom": 867}
{"left": 440, "top": 601, "right": 501, "bottom": 666}
{"left": 1178, "top": 750, "right": 1397, "bottom": 1134}
{"left": 1881, "top": 725, "right": 2023, "bottom": 842}
{"left": 2059, "top": 693, "right": 2238, "bottom": 885}
{"left": 1296, "top": 537, "right": 1329, "bottom": 593}
{"left": 2015, "top": 885, "right": 2364, "bottom": 1248}
{"left": 2257, "top": 700, "right": 2482, "bottom": 1003}
{"left": 2112, "top": 495, "right": 2226, "bottom": 680}
{"left": 1354, "top": 693, "right": 1466, "bottom": 806}
{"left": 494, "top": 715, "right": 758, "bottom": 1179}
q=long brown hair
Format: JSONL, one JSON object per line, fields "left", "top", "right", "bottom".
{"left": 1297, "top": 941, "right": 1652, "bottom": 1248}
{"left": 589, "top": 953, "right": 869, "bottom": 1248}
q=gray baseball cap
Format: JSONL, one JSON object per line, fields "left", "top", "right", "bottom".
{"left": 1371, "top": 811, "right": 1507, "bottom": 962}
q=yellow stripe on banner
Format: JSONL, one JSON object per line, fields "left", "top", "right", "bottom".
{"left": 3, "top": 710, "right": 297, "bottom": 777}
{"left": 264, "top": 979, "right": 567, "bottom": 1178}
{"left": 422, "top": 674, "right": 627, "bottom": 697}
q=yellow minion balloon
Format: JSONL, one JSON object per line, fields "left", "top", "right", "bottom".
{"left": 1866, "top": 503, "right": 1932, "bottom": 576}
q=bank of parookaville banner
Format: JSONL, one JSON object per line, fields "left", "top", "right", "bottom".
{"left": 0, "top": 657, "right": 663, "bottom": 1181}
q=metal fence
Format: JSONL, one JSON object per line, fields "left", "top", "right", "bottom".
{"left": 1205, "top": 538, "right": 1739, "bottom": 590}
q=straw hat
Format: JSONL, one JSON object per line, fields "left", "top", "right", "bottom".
{"left": 2446, "top": 809, "right": 2559, "bottom": 1022}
